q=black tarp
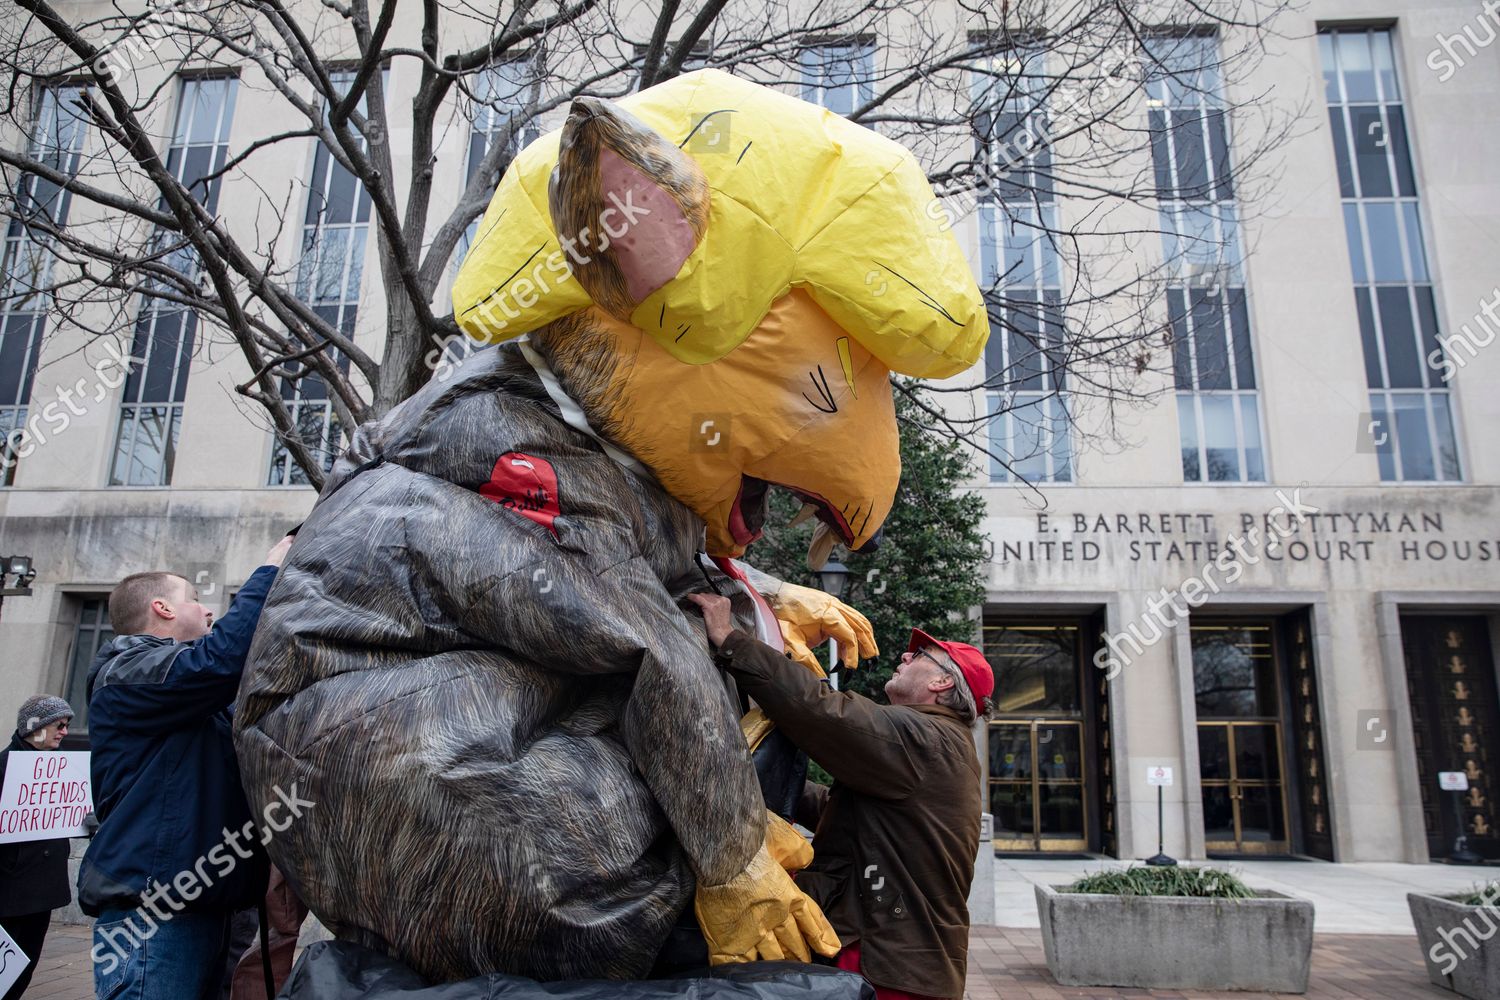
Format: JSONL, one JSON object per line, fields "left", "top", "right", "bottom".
{"left": 281, "top": 942, "right": 874, "bottom": 1000}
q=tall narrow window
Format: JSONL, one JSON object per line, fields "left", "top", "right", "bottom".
{"left": 976, "top": 47, "right": 1071, "bottom": 482}
{"left": 65, "top": 597, "right": 115, "bottom": 732}
{"left": 1148, "top": 35, "right": 1265, "bottom": 483}
{"left": 454, "top": 58, "right": 542, "bottom": 265}
{"left": 799, "top": 39, "right": 874, "bottom": 117}
{"left": 1321, "top": 28, "right": 1460, "bottom": 481}
{"left": 269, "top": 71, "right": 369, "bottom": 485}
{"left": 110, "top": 76, "right": 237, "bottom": 486}
{"left": 2, "top": 85, "right": 89, "bottom": 484}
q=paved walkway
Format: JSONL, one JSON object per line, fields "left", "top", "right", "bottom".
{"left": 26, "top": 860, "right": 1488, "bottom": 998}
{"left": 20, "top": 922, "right": 1453, "bottom": 1000}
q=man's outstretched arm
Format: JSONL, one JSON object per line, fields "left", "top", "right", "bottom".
{"left": 96, "top": 537, "right": 293, "bottom": 733}
{"left": 691, "top": 593, "right": 921, "bottom": 800}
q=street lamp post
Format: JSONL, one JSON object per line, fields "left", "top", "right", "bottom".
{"left": 816, "top": 561, "right": 849, "bottom": 691}
{"left": 0, "top": 553, "right": 38, "bottom": 624}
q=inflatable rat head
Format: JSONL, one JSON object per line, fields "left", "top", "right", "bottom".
{"left": 453, "top": 70, "right": 987, "bottom": 560}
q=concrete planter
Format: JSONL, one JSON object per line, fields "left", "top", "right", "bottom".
{"left": 1035, "top": 882, "right": 1314, "bottom": 993}
{"left": 1409, "top": 891, "right": 1500, "bottom": 999}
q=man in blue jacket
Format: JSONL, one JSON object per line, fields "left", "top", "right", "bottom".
{"left": 82, "top": 536, "right": 292, "bottom": 1000}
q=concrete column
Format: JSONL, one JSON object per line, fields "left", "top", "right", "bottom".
{"left": 1170, "top": 620, "right": 1206, "bottom": 860}
{"left": 968, "top": 813, "right": 995, "bottom": 926}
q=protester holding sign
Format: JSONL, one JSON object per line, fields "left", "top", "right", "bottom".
{"left": 0, "top": 696, "right": 75, "bottom": 1000}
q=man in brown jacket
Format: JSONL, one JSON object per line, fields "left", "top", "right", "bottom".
{"left": 689, "top": 593, "right": 994, "bottom": 1000}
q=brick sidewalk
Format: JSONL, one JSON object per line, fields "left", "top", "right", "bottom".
{"left": 20, "top": 924, "right": 1449, "bottom": 999}
{"left": 17, "top": 925, "right": 92, "bottom": 1000}
{"left": 965, "top": 927, "right": 1448, "bottom": 999}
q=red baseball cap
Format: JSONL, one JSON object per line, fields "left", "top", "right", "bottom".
{"left": 907, "top": 628, "right": 995, "bottom": 706}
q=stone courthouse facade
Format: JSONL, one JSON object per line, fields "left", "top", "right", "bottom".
{"left": 1, "top": 0, "right": 1497, "bottom": 867}
{"left": 957, "top": 0, "right": 1500, "bottom": 865}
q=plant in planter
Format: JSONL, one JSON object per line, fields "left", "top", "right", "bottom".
{"left": 1409, "top": 879, "right": 1500, "bottom": 999}
{"left": 1035, "top": 865, "right": 1314, "bottom": 993}
{"left": 1064, "top": 865, "right": 1257, "bottom": 898}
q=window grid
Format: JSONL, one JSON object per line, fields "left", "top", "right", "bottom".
{"left": 2, "top": 86, "right": 89, "bottom": 485}
{"left": 65, "top": 597, "right": 115, "bottom": 731}
{"left": 1148, "top": 34, "right": 1266, "bottom": 483}
{"left": 799, "top": 40, "right": 875, "bottom": 117}
{"left": 976, "top": 47, "right": 1072, "bottom": 483}
{"left": 0, "top": 311, "right": 45, "bottom": 487}
{"left": 1320, "top": 28, "right": 1460, "bottom": 482}
{"left": 111, "top": 77, "right": 237, "bottom": 486}
{"left": 454, "top": 58, "right": 543, "bottom": 268}
{"left": 269, "top": 71, "right": 367, "bottom": 486}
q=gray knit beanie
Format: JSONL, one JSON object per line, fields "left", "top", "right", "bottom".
{"left": 17, "top": 695, "right": 73, "bottom": 738}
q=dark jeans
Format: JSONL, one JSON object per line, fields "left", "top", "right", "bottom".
{"left": 0, "top": 911, "right": 51, "bottom": 1000}
{"left": 93, "top": 908, "right": 232, "bottom": 1000}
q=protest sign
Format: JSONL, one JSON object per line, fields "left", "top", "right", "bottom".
{"left": 0, "top": 918, "right": 30, "bottom": 996}
{"left": 0, "top": 750, "right": 92, "bottom": 843}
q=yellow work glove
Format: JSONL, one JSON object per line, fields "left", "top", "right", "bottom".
{"left": 778, "top": 620, "right": 828, "bottom": 677}
{"left": 694, "top": 842, "right": 841, "bottom": 965}
{"left": 762, "top": 581, "right": 879, "bottom": 672}
{"left": 763, "top": 810, "right": 813, "bottom": 872}
{"left": 740, "top": 707, "right": 776, "bottom": 753}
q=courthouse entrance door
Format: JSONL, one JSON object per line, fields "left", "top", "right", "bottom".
{"left": 1401, "top": 615, "right": 1500, "bottom": 860}
{"left": 1197, "top": 721, "right": 1289, "bottom": 854}
{"left": 1193, "top": 621, "right": 1294, "bottom": 856}
{"left": 989, "top": 719, "right": 1087, "bottom": 851}
{"left": 985, "top": 618, "right": 1114, "bottom": 854}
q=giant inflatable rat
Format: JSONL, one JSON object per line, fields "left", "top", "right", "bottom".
{"left": 234, "top": 70, "right": 987, "bottom": 983}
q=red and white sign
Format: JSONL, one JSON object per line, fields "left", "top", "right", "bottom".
{"left": 1147, "top": 766, "right": 1175, "bottom": 787}
{"left": 0, "top": 751, "right": 93, "bottom": 844}
{"left": 1439, "top": 771, "right": 1470, "bottom": 792}
{"left": 0, "top": 922, "right": 30, "bottom": 998}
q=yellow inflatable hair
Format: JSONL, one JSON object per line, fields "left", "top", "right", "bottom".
{"left": 452, "top": 69, "right": 986, "bottom": 380}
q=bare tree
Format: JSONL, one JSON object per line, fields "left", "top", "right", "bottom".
{"left": 0, "top": 0, "right": 1298, "bottom": 490}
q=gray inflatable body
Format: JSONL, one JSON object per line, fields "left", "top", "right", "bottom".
{"left": 235, "top": 344, "right": 765, "bottom": 982}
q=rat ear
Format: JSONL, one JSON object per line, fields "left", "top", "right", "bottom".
{"left": 548, "top": 96, "right": 710, "bottom": 321}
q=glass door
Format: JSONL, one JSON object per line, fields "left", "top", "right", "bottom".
{"left": 1198, "top": 721, "right": 1289, "bottom": 853}
{"left": 1192, "top": 622, "right": 1292, "bottom": 855}
{"left": 989, "top": 719, "right": 1087, "bottom": 851}
{"left": 985, "top": 621, "right": 1093, "bottom": 852}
